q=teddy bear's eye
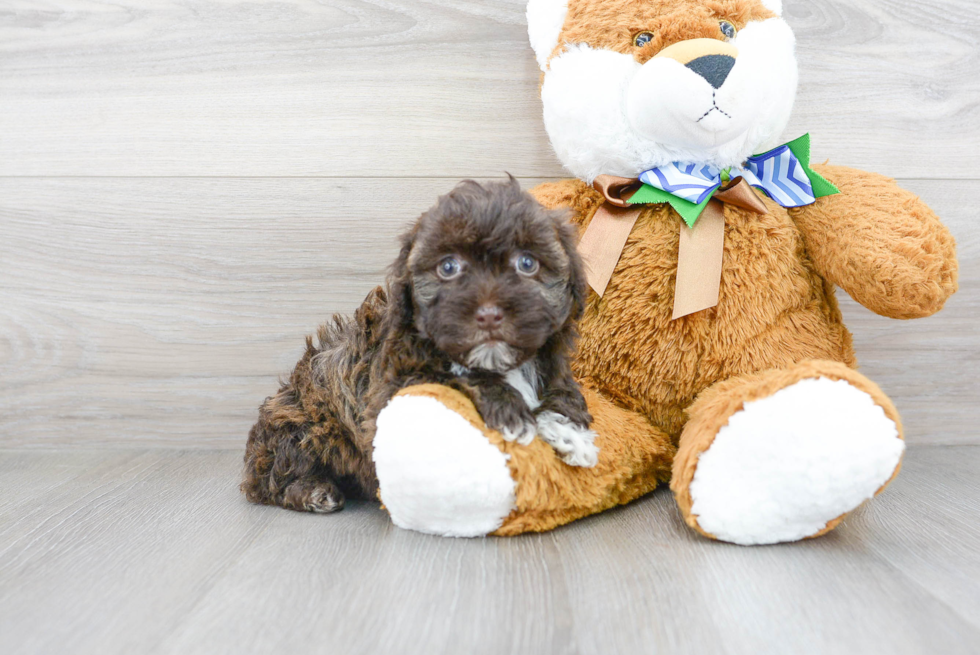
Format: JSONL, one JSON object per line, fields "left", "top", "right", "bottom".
{"left": 633, "top": 31, "right": 655, "bottom": 47}
{"left": 719, "top": 20, "right": 737, "bottom": 40}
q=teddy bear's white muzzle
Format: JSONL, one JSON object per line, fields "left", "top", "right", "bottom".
{"left": 626, "top": 56, "right": 753, "bottom": 150}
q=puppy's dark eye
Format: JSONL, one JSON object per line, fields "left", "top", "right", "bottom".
{"left": 515, "top": 254, "right": 539, "bottom": 276}
{"left": 633, "top": 31, "right": 655, "bottom": 47}
{"left": 719, "top": 20, "right": 737, "bottom": 40}
{"left": 436, "top": 256, "right": 462, "bottom": 280}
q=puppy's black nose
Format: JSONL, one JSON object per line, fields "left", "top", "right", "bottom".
{"left": 475, "top": 303, "right": 504, "bottom": 330}
{"left": 686, "top": 54, "right": 736, "bottom": 89}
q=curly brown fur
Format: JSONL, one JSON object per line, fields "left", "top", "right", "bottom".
{"left": 242, "top": 177, "right": 591, "bottom": 512}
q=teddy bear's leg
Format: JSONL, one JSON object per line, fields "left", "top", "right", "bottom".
{"left": 373, "top": 383, "right": 674, "bottom": 537}
{"left": 670, "top": 360, "right": 905, "bottom": 546}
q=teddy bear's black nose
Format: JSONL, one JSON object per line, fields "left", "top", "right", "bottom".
{"left": 686, "top": 54, "right": 736, "bottom": 89}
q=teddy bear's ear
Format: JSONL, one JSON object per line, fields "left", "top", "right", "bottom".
{"left": 526, "top": 0, "right": 569, "bottom": 71}
{"left": 761, "top": 0, "right": 783, "bottom": 15}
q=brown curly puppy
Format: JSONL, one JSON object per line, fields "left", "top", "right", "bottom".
{"left": 242, "top": 177, "right": 595, "bottom": 513}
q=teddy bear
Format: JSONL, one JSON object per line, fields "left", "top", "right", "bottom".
{"left": 369, "top": 0, "right": 958, "bottom": 545}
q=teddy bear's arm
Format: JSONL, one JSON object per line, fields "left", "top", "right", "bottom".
{"left": 789, "top": 164, "right": 958, "bottom": 319}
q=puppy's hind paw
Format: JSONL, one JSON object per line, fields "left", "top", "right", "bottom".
{"left": 536, "top": 411, "right": 599, "bottom": 468}
{"left": 283, "top": 480, "right": 345, "bottom": 514}
{"left": 501, "top": 421, "right": 538, "bottom": 446}
{"left": 307, "top": 485, "right": 345, "bottom": 513}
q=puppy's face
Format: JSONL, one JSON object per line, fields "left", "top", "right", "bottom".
{"left": 392, "top": 179, "right": 584, "bottom": 373}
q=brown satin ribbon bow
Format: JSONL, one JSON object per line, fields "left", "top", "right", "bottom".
{"left": 577, "top": 174, "right": 769, "bottom": 320}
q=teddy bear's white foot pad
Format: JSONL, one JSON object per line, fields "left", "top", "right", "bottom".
{"left": 373, "top": 395, "right": 517, "bottom": 537}
{"left": 689, "top": 377, "right": 904, "bottom": 545}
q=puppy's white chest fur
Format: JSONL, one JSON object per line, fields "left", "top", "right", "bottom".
{"left": 503, "top": 361, "right": 542, "bottom": 410}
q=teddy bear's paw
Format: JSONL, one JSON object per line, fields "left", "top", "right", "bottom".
{"left": 688, "top": 377, "right": 904, "bottom": 545}
{"left": 373, "top": 394, "right": 517, "bottom": 537}
{"left": 536, "top": 411, "right": 600, "bottom": 468}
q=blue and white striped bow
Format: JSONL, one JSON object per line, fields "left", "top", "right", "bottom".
{"left": 640, "top": 145, "right": 816, "bottom": 208}
{"left": 631, "top": 134, "right": 839, "bottom": 227}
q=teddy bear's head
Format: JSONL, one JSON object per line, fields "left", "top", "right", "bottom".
{"left": 527, "top": 0, "right": 797, "bottom": 182}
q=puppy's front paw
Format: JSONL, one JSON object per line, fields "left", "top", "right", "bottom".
{"left": 500, "top": 421, "right": 538, "bottom": 446}
{"left": 481, "top": 400, "right": 537, "bottom": 445}
{"left": 536, "top": 411, "right": 599, "bottom": 467}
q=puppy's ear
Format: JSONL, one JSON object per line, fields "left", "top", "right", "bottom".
{"left": 382, "top": 225, "right": 417, "bottom": 337}
{"left": 553, "top": 209, "right": 588, "bottom": 322}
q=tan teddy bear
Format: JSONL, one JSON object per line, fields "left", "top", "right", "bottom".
{"left": 370, "top": 0, "right": 958, "bottom": 545}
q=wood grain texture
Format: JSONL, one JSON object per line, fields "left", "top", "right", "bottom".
{"left": 0, "top": 0, "right": 978, "bottom": 178}
{"left": 1, "top": 3, "right": 976, "bottom": 652}
{"left": 0, "top": 1, "right": 976, "bottom": 448}
{"left": 0, "top": 446, "right": 978, "bottom": 655}
{"left": 0, "top": 177, "right": 976, "bottom": 448}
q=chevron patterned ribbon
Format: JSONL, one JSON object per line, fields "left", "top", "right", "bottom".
{"left": 740, "top": 145, "right": 816, "bottom": 207}
{"left": 631, "top": 134, "right": 840, "bottom": 227}
{"left": 640, "top": 162, "right": 724, "bottom": 206}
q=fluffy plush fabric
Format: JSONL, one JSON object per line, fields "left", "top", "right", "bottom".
{"left": 760, "top": 0, "right": 782, "bottom": 15}
{"left": 374, "top": 393, "right": 517, "bottom": 537}
{"left": 377, "top": 383, "right": 673, "bottom": 536}
{"left": 540, "top": 1, "right": 795, "bottom": 180}
{"left": 791, "top": 165, "right": 959, "bottom": 319}
{"left": 509, "top": 162, "right": 953, "bottom": 543}
{"left": 531, "top": 162, "right": 958, "bottom": 441}
{"left": 689, "top": 376, "right": 903, "bottom": 545}
{"left": 673, "top": 360, "right": 905, "bottom": 544}
{"left": 370, "top": 0, "right": 959, "bottom": 543}
{"left": 527, "top": 0, "right": 569, "bottom": 70}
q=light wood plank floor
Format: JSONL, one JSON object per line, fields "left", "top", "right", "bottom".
{"left": 1, "top": 445, "right": 978, "bottom": 655}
